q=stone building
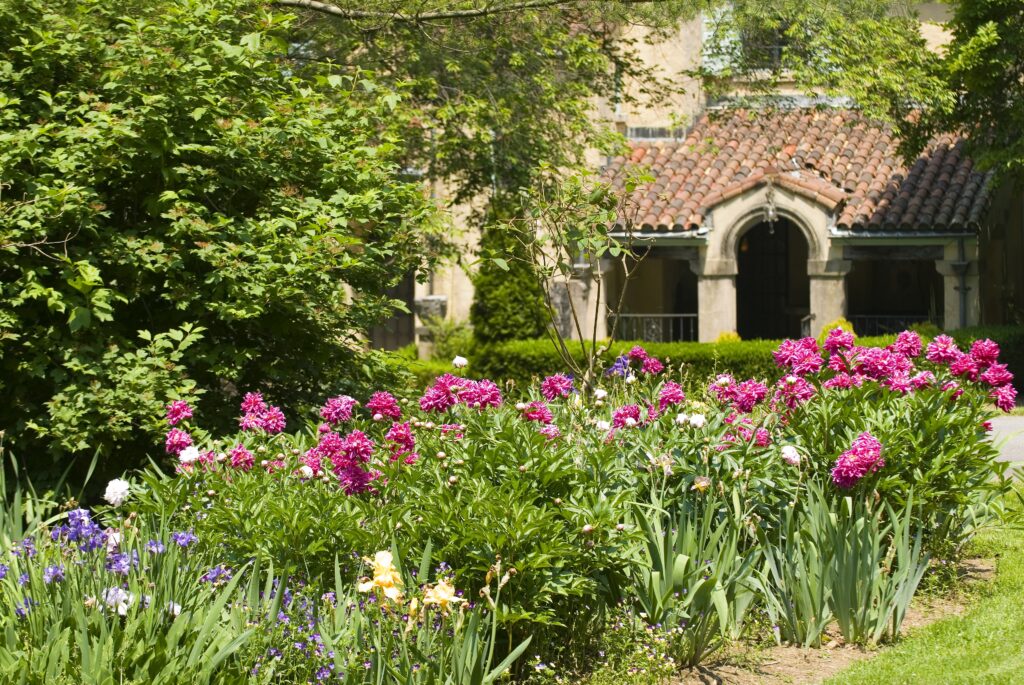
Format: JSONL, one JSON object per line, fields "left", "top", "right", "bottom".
{"left": 370, "top": 3, "right": 1023, "bottom": 348}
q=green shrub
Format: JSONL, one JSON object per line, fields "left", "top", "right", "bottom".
{"left": 0, "top": 0, "right": 441, "bottom": 473}
{"left": 470, "top": 222, "right": 549, "bottom": 344}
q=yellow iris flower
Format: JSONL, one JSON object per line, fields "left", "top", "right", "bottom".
{"left": 357, "top": 550, "right": 404, "bottom": 603}
{"left": 422, "top": 579, "right": 464, "bottom": 614}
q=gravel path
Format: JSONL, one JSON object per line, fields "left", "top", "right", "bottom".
{"left": 990, "top": 415, "right": 1024, "bottom": 464}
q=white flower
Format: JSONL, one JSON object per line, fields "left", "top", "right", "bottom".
{"left": 105, "top": 529, "right": 122, "bottom": 553}
{"left": 515, "top": 402, "right": 527, "bottom": 411}
{"left": 372, "top": 413, "right": 384, "bottom": 421}
{"left": 688, "top": 414, "right": 706, "bottom": 428}
{"left": 781, "top": 445, "right": 801, "bottom": 466}
{"left": 101, "top": 587, "right": 135, "bottom": 616}
{"left": 297, "top": 465, "right": 314, "bottom": 479}
{"left": 167, "top": 601, "right": 182, "bottom": 617}
{"left": 452, "top": 355, "right": 468, "bottom": 369}
{"left": 674, "top": 412, "right": 690, "bottom": 426}
{"left": 624, "top": 374, "right": 636, "bottom": 384}
{"left": 595, "top": 420, "right": 612, "bottom": 431}
{"left": 178, "top": 446, "right": 200, "bottom": 465}
{"left": 624, "top": 417, "right": 637, "bottom": 427}
{"left": 103, "top": 478, "right": 131, "bottom": 507}
{"left": 593, "top": 388, "right": 608, "bottom": 400}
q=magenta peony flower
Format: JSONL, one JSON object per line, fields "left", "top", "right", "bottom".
{"left": 823, "top": 372, "right": 865, "bottom": 390}
{"left": 980, "top": 363, "right": 1014, "bottom": 388}
{"left": 949, "top": 353, "right": 980, "bottom": 381}
{"left": 909, "top": 370, "right": 935, "bottom": 389}
{"left": 658, "top": 381, "right": 686, "bottom": 412}
{"left": 419, "top": 374, "right": 464, "bottom": 413}
{"left": 969, "top": 338, "right": 1000, "bottom": 368}
{"left": 857, "top": 346, "right": 912, "bottom": 380}
{"left": 773, "top": 375, "right": 816, "bottom": 410}
{"left": 773, "top": 337, "right": 822, "bottom": 375}
{"left": 540, "top": 374, "right": 575, "bottom": 401}
{"left": 612, "top": 404, "right": 643, "bottom": 428}
{"left": 164, "top": 428, "right": 192, "bottom": 455}
{"left": 823, "top": 328, "right": 855, "bottom": 354}
{"left": 539, "top": 424, "right": 562, "bottom": 440}
{"left": 366, "top": 392, "right": 402, "bottom": 420}
{"left": 942, "top": 380, "right": 964, "bottom": 400}
{"left": 260, "top": 406, "right": 286, "bottom": 433}
{"left": 641, "top": 356, "right": 665, "bottom": 374}
{"left": 521, "top": 401, "right": 553, "bottom": 424}
{"left": 890, "top": 330, "right": 923, "bottom": 358}
{"left": 926, "top": 335, "right": 961, "bottom": 364}
{"left": 830, "top": 432, "right": 884, "bottom": 489}
{"left": 385, "top": 421, "right": 416, "bottom": 461}
{"left": 460, "top": 379, "right": 502, "bottom": 409}
{"left": 240, "top": 392, "right": 267, "bottom": 415}
{"left": 165, "top": 400, "right": 193, "bottom": 427}
{"left": 732, "top": 379, "right": 769, "bottom": 413}
{"left": 627, "top": 345, "right": 648, "bottom": 361}
{"left": 229, "top": 444, "right": 254, "bottom": 471}
{"left": 992, "top": 385, "right": 1018, "bottom": 413}
{"left": 320, "top": 395, "right": 357, "bottom": 425}
{"left": 754, "top": 427, "right": 772, "bottom": 447}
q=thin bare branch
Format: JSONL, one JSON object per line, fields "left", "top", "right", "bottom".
{"left": 274, "top": 0, "right": 655, "bottom": 22}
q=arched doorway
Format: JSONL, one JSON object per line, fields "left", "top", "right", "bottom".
{"left": 736, "top": 218, "right": 809, "bottom": 339}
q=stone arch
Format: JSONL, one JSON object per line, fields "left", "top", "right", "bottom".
{"left": 719, "top": 204, "right": 824, "bottom": 265}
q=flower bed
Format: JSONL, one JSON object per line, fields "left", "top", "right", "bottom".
{"left": 0, "top": 330, "right": 1016, "bottom": 682}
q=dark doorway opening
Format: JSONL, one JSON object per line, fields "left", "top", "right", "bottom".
{"left": 846, "top": 259, "right": 944, "bottom": 334}
{"left": 736, "top": 219, "right": 809, "bottom": 340}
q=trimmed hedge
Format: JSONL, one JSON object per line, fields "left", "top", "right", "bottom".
{"left": 469, "top": 335, "right": 897, "bottom": 391}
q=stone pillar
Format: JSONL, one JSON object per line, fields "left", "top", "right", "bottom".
{"left": 695, "top": 258, "right": 737, "bottom": 342}
{"left": 807, "top": 259, "right": 852, "bottom": 338}
{"left": 937, "top": 239, "right": 981, "bottom": 329}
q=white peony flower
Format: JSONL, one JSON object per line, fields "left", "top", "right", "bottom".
{"left": 688, "top": 414, "right": 706, "bottom": 428}
{"left": 297, "top": 465, "right": 314, "bottom": 479}
{"left": 781, "top": 445, "right": 801, "bottom": 466}
{"left": 624, "top": 374, "right": 637, "bottom": 384}
{"left": 595, "top": 420, "right": 612, "bottom": 431}
{"left": 105, "top": 529, "right": 122, "bottom": 553}
{"left": 103, "top": 478, "right": 131, "bottom": 507}
{"left": 452, "top": 355, "right": 468, "bottom": 369}
{"left": 624, "top": 417, "right": 637, "bottom": 427}
{"left": 674, "top": 412, "right": 690, "bottom": 426}
{"left": 178, "top": 446, "right": 201, "bottom": 465}
{"left": 593, "top": 388, "right": 608, "bottom": 400}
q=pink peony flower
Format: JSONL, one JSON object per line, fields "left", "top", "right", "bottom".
{"left": 926, "top": 334, "right": 961, "bottom": 364}
{"left": 229, "top": 444, "right": 254, "bottom": 471}
{"left": 857, "top": 347, "right": 912, "bottom": 381}
{"left": 320, "top": 395, "right": 357, "bottom": 425}
{"left": 521, "top": 401, "right": 553, "bottom": 424}
{"left": 419, "top": 374, "right": 464, "bottom": 413}
{"left": 641, "top": 356, "right": 665, "bottom": 374}
{"left": 754, "top": 427, "right": 772, "bottom": 447}
{"left": 823, "top": 372, "right": 865, "bottom": 390}
{"left": 830, "top": 432, "right": 884, "bottom": 489}
{"left": 260, "top": 406, "right": 286, "bottom": 433}
{"left": 439, "top": 423, "right": 465, "bottom": 440}
{"left": 239, "top": 413, "right": 263, "bottom": 431}
{"left": 460, "top": 379, "right": 502, "bottom": 409}
{"left": 969, "top": 339, "right": 1000, "bottom": 368}
{"left": 909, "top": 371, "right": 935, "bottom": 389}
{"left": 540, "top": 374, "right": 575, "bottom": 401}
{"left": 732, "top": 379, "right": 769, "bottom": 413}
{"left": 949, "top": 353, "right": 980, "bottom": 381}
{"left": 942, "top": 380, "right": 964, "bottom": 400}
{"left": 980, "top": 363, "right": 1014, "bottom": 388}
{"left": 773, "top": 337, "right": 823, "bottom": 375}
{"left": 709, "top": 374, "right": 736, "bottom": 403}
{"left": 883, "top": 373, "right": 913, "bottom": 394}
{"left": 658, "top": 381, "right": 686, "bottom": 412}
{"left": 773, "top": 375, "right": 816, "bottom": 410}
{"left": 823, "top": 328, "right": 855, "bottom": 354}
{"left": 890, "top": 330, "right": 923, "bottom": 358}
{"left": 165, "top": 400, "right": 193, "bottom": 427}
{"left": 165, "top": 428, "right": 192, "bottom": 455}
{"left": 385, "top": 421, "right": 416, "bottom": 461}
{"left": 240, "top": 392, "right": 267, "bottom": 415}
{"left": 627, "top": 345, "right": 648, "bottom": 361}
{"left": 538, "top": 424, "right": 562, "bottom": 440}
{"left": 612, "top": 404, "right": 643, "bottom": 428}
{"left": 992, "top": 384, "right": 1018, "bottom": 413}
{"left": 366, "top": 392, "right": 402, "bottom": 420}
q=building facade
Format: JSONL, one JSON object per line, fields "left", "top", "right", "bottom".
{"left": 379, "top": 3, "right": 1020, "bottom": 349}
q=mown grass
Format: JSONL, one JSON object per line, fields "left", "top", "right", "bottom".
{"left": 826, "top": 504, "right": 1024, "bottom": 685}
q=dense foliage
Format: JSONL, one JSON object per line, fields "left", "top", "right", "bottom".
{"left": 0, "top": 0, "right": 442, "bottom": 471}
{"left": 1, "top": 328, "right": 1010, "bottom": 681}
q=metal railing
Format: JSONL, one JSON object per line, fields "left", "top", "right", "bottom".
{"left": 800, "top": 314, "right": 815, "bottom": 338}
{"left": 847, "top": 315, "right": 943, "bottom": 336}
{"left": 610, "top": 314, "right": 699, "bottom": 343}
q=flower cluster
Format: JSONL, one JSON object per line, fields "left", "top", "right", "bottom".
{"left": 540, "top": 374, "right": 574, "bottom": 401}
{"left": 419, "top": 374, "right": 503, "bottom": 413}
{"left": 831, "top": 432, "right": 885, "bottom": 489}
{"left": 239, "top": 392, "right": 287, "bottom": 434}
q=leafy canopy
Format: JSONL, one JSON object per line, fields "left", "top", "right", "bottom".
{"left": 0, "top": 0, "right": 443, "bottom": 470}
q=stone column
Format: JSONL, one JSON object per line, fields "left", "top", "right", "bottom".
{"left": 936, "top": 239, "right": 981, "bottom": 329}
{"left": 807, "top": 259, "right": 851, "bottom": 338}
{"left": 695, "top": 258, "right": 737, "bottom": 342}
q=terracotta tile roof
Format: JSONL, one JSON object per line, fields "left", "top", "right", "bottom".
{"left": 605, "top": 108, "right": 993, "bottom": 234}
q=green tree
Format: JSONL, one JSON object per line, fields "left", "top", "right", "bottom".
{"left": 0, "top": 0, "right": 443, "bottom": 471}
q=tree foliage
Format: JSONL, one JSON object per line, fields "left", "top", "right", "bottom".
{"left": 0, "top": 0, "right": 442, "bottom": 470}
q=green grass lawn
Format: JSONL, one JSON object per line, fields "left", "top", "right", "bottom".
{"left": 826, "top": 517, "right": 1024, "bottom": 685}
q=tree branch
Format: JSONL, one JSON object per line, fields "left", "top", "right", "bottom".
{"left": 274, "top": 0, "right": 655, "bottom": 22}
